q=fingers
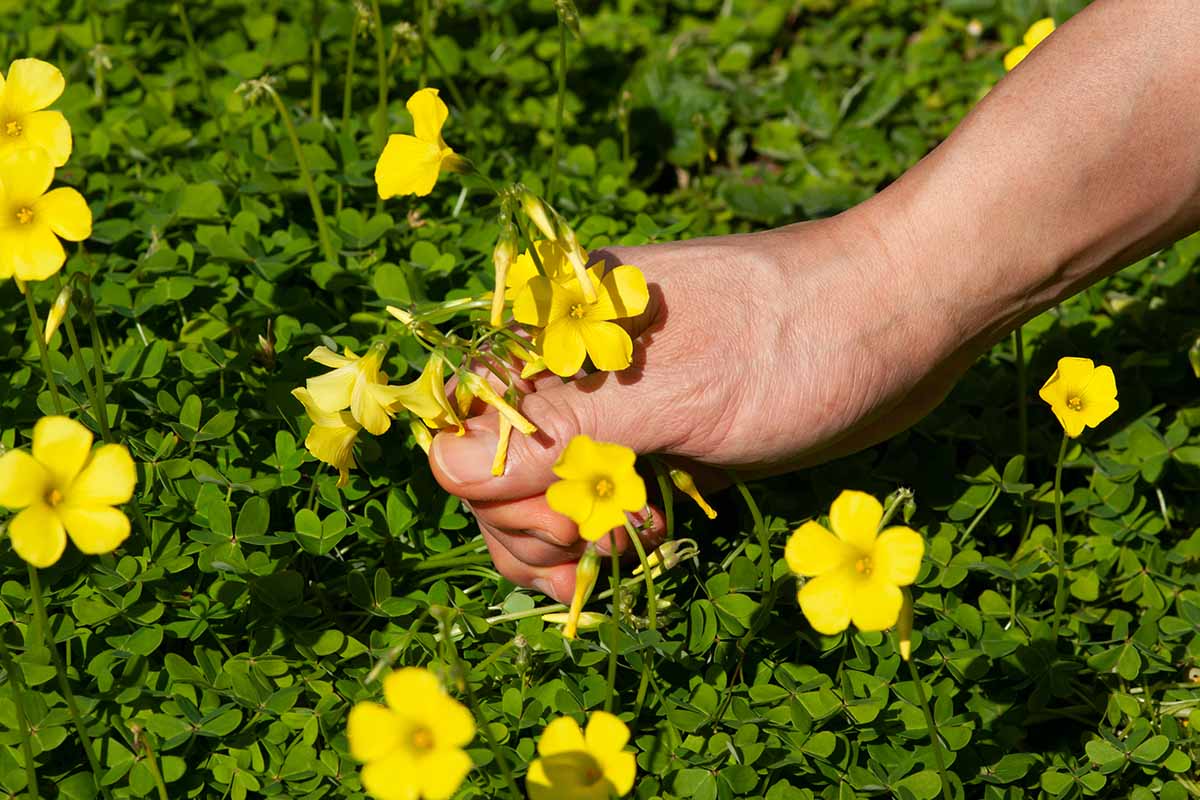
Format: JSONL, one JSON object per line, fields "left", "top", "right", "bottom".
{"left": 430, "top": 365, "right": 691, "bottom": 504}
{"left": 481, "top": 524, "right": 578, "bottom": 602}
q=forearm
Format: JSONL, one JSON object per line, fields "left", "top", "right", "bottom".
{"left": 857, "top": 0, "right": 1200, "bottom": 362}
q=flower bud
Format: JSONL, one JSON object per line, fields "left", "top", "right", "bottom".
{"left": 386, "top": 305, "right": 416, "bottom": 326}
{"left": 555, "top": 219, "right": 597, "bottom": 303}
{"left": 897, "top": 588, "right": 914, "bottom": 661}
{"left": 1190, "top": 337, "right": 1200, "bottom": 379}
{"left": 460, "top": 372, "right": 537, "bottom": 434}
{"left": 43, "top": 284, "right": 72, "bottom": 344}
{"left": 632, "top": 537, "right": 699, "bottom": 577}
{"left": 669, "top": 468, "right": 717, "bottom": 519}
{"left": 563, "top": 546, "right": 601, "bottom": 639}
{"left": 543, "top": 611, "right": 606, "bottom": 630}
{"left": 454, "top": 379, "right": 474, "bottom": 418}
{"left": 491, "top": 417, "right": 514, "bottom": 477}
{"left": 490, "top": 222, "right": 518, "bottom": 327}
{"left": 520, "top": 189, "right": 556, "bottom": 241}
{"left": 410, "top": 419, "right": 434, "bottom": 454}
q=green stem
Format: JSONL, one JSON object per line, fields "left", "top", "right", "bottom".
{"left": 28, "top": 567, "right": 113, "bottom": 800}
{"left": 439, "top": 620, "right": 522, "bottom": 800}
{"left": 732, "top": 477, "right": 771, "bottom": 592}
{"left": 603, "top": 530, "right": 621, "bottom": 713}
{"left": 341, "top": 15, "right": 358, "bottom": 129}
{"left": 24, "top": 288, "right": 63, "bottom": 414}
{"left": 651, "top": 458, "right": 675, "bottom": 539}
{"left": 365, "top": 608, "right": 430, "bottom": 684}
{"left": 0, "top": 630, "right": 39, "bottom": 798}
{"left": 87, "top": 0, "right": 105, "bottom": 106}
{"left": 904, "top": 647, "right": 954, "bottom": 800}
{"left": 310, "top": 0, "right": 322, "bottom": 118}
{"left": 547, "top": 18, "right": 567, "bottom": 199}
{"left": 1051, "top": 433, "right": 1070, "bottom": 637}
{"left": 176, "top": 2, "right": 236, "bottom": 172}
{"left": 136, "top": 730, "right": 170, "bottom": 800}
{"left": 370, "top": 0, "right": 388, "bottom": 153}
{"left": 268, "top": 90, "right": 338, "bottom": 266}
{"left": 412, "top": 24, "right": 467, "bottom": 112}
{"left": 878, "top": 487, "right": 912, "bottom": 531}
{"left": 1014, "top": 327, "right": 1029, "bottom": 534}
{"left": 624, "top": 520, "right": 657, "bottom": 631}
{"left": 54, "top": 275, "right": 110, "bottom": 440}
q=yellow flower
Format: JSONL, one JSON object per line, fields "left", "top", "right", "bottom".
{"left": 1037, "top": 356, "right": 1118, "bottom": 438}
{"left": 1004, "top": 18, "right": 1055, "bottom": 71}
{"left": 305, "top": 343, "right": 404, "bottom": 436}
{"left": 0, "top": 147, "right": 91, "bottom": 282}
{"left": 0, "top": 59, "right": 72, "bottom": 166}
{"left": 785, "top": 490, "right": 924, "bottom": 635}
{"left": 375, "top": 88, "right": 463, "bottom": 198}
{"left": 504, "top": 240, "right": 573, "bottom": 302}
{"left": 347, "top": 667, "right": 475, "bottom": 800}
{"left": 513, "top": 265, "right": 649, "bottom": 377}
{"left": 526, "top": 711, "right": 636, "bottom": 800}
{"left": 389, "top": 353, "right": 462, "bottom": 434}
{"left": 562, "top": 546, "right": 600, "bottom": 639}
{"left": 0, "top": 416, "right": 136, "bottom": 568}
{"left": 546, "top": 435, "right": 646, "bottom": 541}
{"left": 292, "top": 387, "right": 361, "bottom": 488}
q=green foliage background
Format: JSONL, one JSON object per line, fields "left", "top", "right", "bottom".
{"left": 1, "top": 0, "right": 1199, "bottom": 798}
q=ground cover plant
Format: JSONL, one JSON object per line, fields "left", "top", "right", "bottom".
{"left": 0, "top": 0, "right": 1198, "bottom": 798}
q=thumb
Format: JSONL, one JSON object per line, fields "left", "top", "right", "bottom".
{"left": 429, "top": 366, "right": 682, "bottom": 502}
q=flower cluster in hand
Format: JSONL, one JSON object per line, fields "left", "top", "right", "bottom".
{"left": 293, "top": 88, "right": 650, "bottom": 487}
{"left": 0, "top": 58, "right": 91, "bottom": 283}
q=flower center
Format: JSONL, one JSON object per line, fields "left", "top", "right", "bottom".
{"left": 410, "top": 726, "right": 434, "bottom": 752}
{"left": 1066, "top": 395, "right": 1084, "bottom": 411}
{"left": 594, "top": 478, "right": 614, "bottom": 498}
{"left": 45, "top": 488, "right": 64, "bottom": 507}
{"left": 4, "top": 120, "right": 21, "bottom": 137}
{"left": 569, "top": 303, "right": 587, "bottom": 320}
{"left": 855, "top": 556, "right": 873, "bottom": 576}
{"left": 582, "top": 764, "right": 604, "bottom": 785}
{"left": 15, "top": 207, "right": 34, "bottom": 225}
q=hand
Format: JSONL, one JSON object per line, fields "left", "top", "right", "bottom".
{"left": 429, "top": 212, "right": 971, "bottom": 602}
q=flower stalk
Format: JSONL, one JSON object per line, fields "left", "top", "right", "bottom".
{"left": 1051, "top": 433, "right": 1069, "bottom": 637}
{"left": 0, "top": 630, "right": 39, "bottom": 798}
{"left": 266, "top": 88, "right": 338, "bottom": 266}
{"left": 604, "top": 530, "right": 622, "bottom": 713}
{"left": 24, "top": 289, "right": 64, "bottom": 414}
{"left": 901, "top": 637, "right": 954, "bottom": 800}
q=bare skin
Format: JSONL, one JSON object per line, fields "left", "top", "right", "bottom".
{"left": 431, "top": 0, "right": 1200, "bottom": 602}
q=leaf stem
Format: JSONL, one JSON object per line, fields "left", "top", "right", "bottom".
{"left": 24, "top": 288, "right": 64, "bottom": 414}
{"left": 0, "top": 630, "right": 39, "bottom": 798}
{"left": 1051, "top": 433, "right": 1070, "bottom": 637}
{"left": 135, "top": 727, "right": 170, "bottom": 800}
{"left": 267, "top": 89, "right": 338, "bottom": 266}
{"left": 28, "top": 566, "right": 114, "bottom": 800}
{"left": 903, "top": 644, "right": 954, "bottom": 800}
{"left": 604, "top": 530, "right": 622, "bottom": 713}
{"left": 53, "top": 274, "right": 110, "bottom": 440}
{"left": 731, "top": 476, "right": 771, "bottom": 591}
{"left": 546, "top": 17, "right": 567, "bottom": 199}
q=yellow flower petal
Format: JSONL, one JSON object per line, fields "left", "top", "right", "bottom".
{"left": 598, "top": 750, "right": 637, "bottom": 796}
{"left": 828, "top": 490, "right": 881, "bottom": 554}
{"left": 351, "top": 377, "right": 395, "bottom": 435}
{"left": 13, "top": 110, "right": 72, "bottom": 167}
{"left": 540, "top": 320, "right": 588, "bottom": 377}
{"left": 848, "top": 577, "right": 903, "bottom": 632}
{"left": 347, "top": 701, "right": 402, "bottom": 763}
{"left": 1081, "top": 365, "right": 1118, "bottom": 428}
{"left": 537, "top": 716, "right": 586, "bottom": 757}
{"left": 871, "top": 527, "right": 924, "bottom": 586}
{"left": 546, "top": 479, "right": 597, "bottom": 528}
{"left": 407, "top": 87, "right": 449, "bottom": 145}
{"left": 305, "top": 422, "right": 359, "bottom": 478}
{"left": 1024, "top": 17, "right": 1056, "bottom": 47}
{"left": 587, "top": 265, "right": 649, "bottom": 322}
{"left": 428, "top": 694, "right": 476, "bottom": 749}
{"left": 0, "top": 449, "right": 51, "bottom": 509}
{"left": 8, "top": 502, "right": 67, "bottom": 567}
{"left": 375, "top": 134, "right": 444, "bottom": 198}
{"left": 514, "top": 275, "right": 572, "bottom": 330}
{"left": 306, "top": 367, "right": 357, "bottom": 414}
{"left": 361, "top": 752, "right": 422, "bottom": 800}
{"left": 383, "top": 667, "right": 443, "bottom": 713}
{"left": 306, "top": 346, "right": 355, "bottom": 369}
{"left": 785, "top": 520, "right": 854, "bottom": 577}
{"left": 578, "top": 498, "right": 627, "bottom": 541}
{"left": 65, "top": 444, "right": 136, "bottom": 507}
{"left": 527, "top": 753, "right": 612, "bottom": 800}
{"left": 417, "top": 748, "right": 473, "bottom": 800}
{"left": 32, "top": 416, "right": 93, "bottom": 490}
{"left": 609, "top": 466, "right": 647, "bottom": 512}
{"left": 2, "top": 59, "right": 65, "bottom": 116}
{"left": 0, "top": 146, "right": 54, "bottom": 203}
{"left": 1003, "top": 44, "right": 1030, "bottom": 71}
{"left": 10, "top": 223, "right": 67, "bottom": 282}
{"left": 797, "top": 567, "right": 856, "bottom": 635}
{"left": 581, "top": 321, "right": 634, "bottom": 372}
{"left": 584, "top": 711, "right": 629, "bottom": 754}
{"left": 33, "top": 187, "right": 91, "bottom": 241}
{"left": 551, "top": 435, "right": 607, "bottom": 481}
{"left": 57, "top": 505, "right": 130, "bottom": 555}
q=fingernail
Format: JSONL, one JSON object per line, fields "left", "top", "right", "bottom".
{"left": 432, "top": 428, "right": 498, "bottom": 486}
{"left": 531, "top": 578, "right": 555, "bottom": 599}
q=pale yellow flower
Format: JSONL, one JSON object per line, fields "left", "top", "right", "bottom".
{"left": 304, "top": 343, "right": 404, "bottom": 436}
{"left": 292, "top": 387, "right": 360, "bottom": 488}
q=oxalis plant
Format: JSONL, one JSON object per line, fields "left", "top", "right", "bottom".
{"left": 0, "top": 4, "right": 1197, "bottom": 800}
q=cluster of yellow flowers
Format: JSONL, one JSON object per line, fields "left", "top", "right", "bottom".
{"left": 348, "top": 666, "right": 635, "bottom": 800}
{"left": 293, "top": 88, "right": 650, "bottom": 488}
{"left": 0, "top": 59, "right": 136, "bottom": 569}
